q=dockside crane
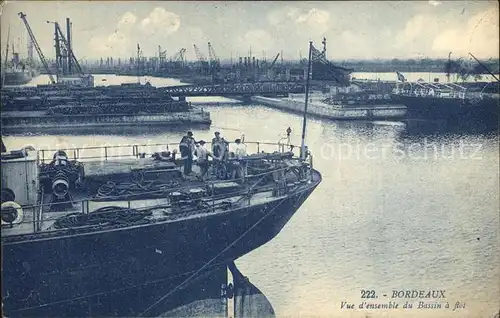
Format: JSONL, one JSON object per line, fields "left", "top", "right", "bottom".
{"left": 170, "top": 48, "right": 186, "bottom": 66}
{"left": 178, "top": 48, "right": 186, "bottom": 65}
{"left": 49, "top": 20, "right": 84, "bottom": 76}
{"left": 193, "top": 44, "right": 209, "bottom": 75}
{"left": 266, "top": 53, "right": 281, "bottom": 81}
{"left": 207, "top": 42, "right": 220, "bottom": 71}
{"left": 18, "top": 12, "right": 56, "bottom": 84}
{"left": 158, "top": 45, "right": 167, "bottom": 64}
{"left": 269, "top": 53, "right": 280, "bottom": 69}
{"left": 193, "top": 44, "right": 207, "bottom": 62}
{"left": 2, "top": 26, "right": 11, "bottom": 87}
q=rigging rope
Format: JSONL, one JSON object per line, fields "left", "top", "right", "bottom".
{"left": 9, "top": 184, "right": 314, "bottom": 314}
{"left": 139, "top": 196, "right": 288, "bottom": 317}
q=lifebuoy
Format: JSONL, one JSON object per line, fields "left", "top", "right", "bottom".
{"left": 1, "top": 201, "right": 23, "bottom": 225}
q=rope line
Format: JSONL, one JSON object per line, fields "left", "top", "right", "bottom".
{"left": 139, "top": 196, "right": 288, "bottom": 316}
{"left": 10, "top": 262, "right": 226, "bottom": 313}
{"left": 8, "top": 184, "right": 315, "bottom": 314}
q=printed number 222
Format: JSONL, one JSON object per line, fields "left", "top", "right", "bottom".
{"left": 361, "top": 290, "right": 376, "bottom": 298}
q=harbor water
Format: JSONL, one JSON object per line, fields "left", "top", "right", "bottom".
{"left": 3, "top": 75, "right": 499, "bottom": 317}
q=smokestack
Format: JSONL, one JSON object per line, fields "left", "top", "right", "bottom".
{"left": 66, "top": 17, "right": 71, "bottom": 74}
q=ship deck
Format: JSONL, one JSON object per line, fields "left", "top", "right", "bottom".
{"left": 2, "top": 153, "right": 320, "bottom": 239}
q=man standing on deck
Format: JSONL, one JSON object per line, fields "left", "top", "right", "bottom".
{"left": 180, "top": 131, "right": 196, "bottom": 175}
{"left": 194, "top": 140, "right": 211, "bottom": 181}
{"left": 212, "top": 131, "right": 228, "bottom": 160}
{"left": 232, "top": 138, "right": 247, "bottom": 181}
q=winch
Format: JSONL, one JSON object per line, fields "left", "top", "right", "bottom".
{"left": 52, "top": 170, "right": 70, "bottom": 200}
{"left": 39, "top": 150, "right": 85, "bottom": 210}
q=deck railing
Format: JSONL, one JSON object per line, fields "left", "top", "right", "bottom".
{"left": 38, "top": 141, "right": 299, "bottom": 163}
{"left": 3, "top": 143, "right": 314, "bottom": 237}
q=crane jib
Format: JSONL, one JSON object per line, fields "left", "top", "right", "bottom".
{"left": 18, "top": 12, "right": 56, "bottom": 84}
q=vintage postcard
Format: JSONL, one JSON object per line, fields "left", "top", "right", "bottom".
{"left": 1, "top": 1, "right": 499, "bottom": 317}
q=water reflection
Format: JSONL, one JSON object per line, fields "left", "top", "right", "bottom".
{"left": 2, "top": 75, "right": 498, "bottom": 317}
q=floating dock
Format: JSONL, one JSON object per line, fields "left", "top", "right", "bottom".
{"left": 251, "top": 95, "right": 407, "bottom": 120}
{"left": 1, "top": 83, "right": 212, "bottom": 133}
{"left": 1, "top": 109, "right": 211, "bottom": 133}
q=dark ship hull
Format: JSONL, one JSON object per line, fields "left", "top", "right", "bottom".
{"left": 2, "top": 171, "right": 320, "bottom": 317}
{"left": 3, "top": 71, "right": 32, "bottom": 86}
{"left": 392, "top": 94, "right": 499, "bottom": 133}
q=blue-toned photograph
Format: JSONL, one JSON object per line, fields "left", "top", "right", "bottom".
{"left": 1, "top": 1, "right": 499, "bottom": 317}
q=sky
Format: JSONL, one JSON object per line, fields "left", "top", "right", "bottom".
{"left": 1, "top": 1, "right": 498, "bottom": 62}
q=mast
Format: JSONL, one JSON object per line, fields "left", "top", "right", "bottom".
{"left": 136, "top": 43, "right": 140, "bottom": 84}
{"left": 300, "top": 41, "right": 313, "bottom": 161}
{"left": 447, "top": 52, "right": 452, "bottom": 83}
{"left": 2, "top": 26, "right": 11, "bottom": 87}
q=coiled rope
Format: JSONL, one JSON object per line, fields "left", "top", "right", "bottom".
{"left": 95, "top": 171, "right": 180, "bottom": 201}
{"left": 52, "top": 206, "right": 152, "bottom": 229}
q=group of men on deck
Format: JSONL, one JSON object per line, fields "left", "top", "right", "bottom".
{"left": 179, "top": 131, "right": 247, "bottom": 181}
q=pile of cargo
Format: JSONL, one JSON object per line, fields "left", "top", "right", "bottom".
{"left": 1, "top": 83, "right": 182, "bottom": 112}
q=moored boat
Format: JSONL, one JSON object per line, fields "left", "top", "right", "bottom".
{"left": 391, "top": 80, "right": 499, "bottom": 132}
{"left": 1, "top": 139, "right": 321, "bottom": 316}
{"left": 3, "top": 70, "right": 32, "bottom": 86}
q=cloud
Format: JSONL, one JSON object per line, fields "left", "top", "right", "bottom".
{"left": 88, "top": 12, "right": 135, "bottom": 55}
{"left": 118, "top": 12, "right": 137, "bottom": 29}
{"left": 267, "top": 6, "right": 295, "bottom": 26}
{"left": 432, "top": 7, "right": 499, "bottom": 58}
{"left": 88, "top": 8, "right": 182, "bottom": 57}
{"left": 428, "top": 0, "right": 442, "bottom": 6}
{"left": 296, "top": 8, "right": 330, "bottom": 26}
{"left": 140, "top": 7, "right": 180, "bottom": 36}
{"left": 234, "top": 29, "right": 274, "bottom": 54}
{"left": 393, "top": 14, "right": 438, "bottom": 49}
{"left": 89, "top": 31, "right": 129, "bottom": 55}
{"left": 267, "top": 7, "right": 330, "bottom": 34}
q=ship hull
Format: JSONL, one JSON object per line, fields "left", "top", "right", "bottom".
{"left": 1, "top": 172, "right": 320, "bottom": 317}
{"left": 392, "top": 94, "right": 499, "bottom": 132}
